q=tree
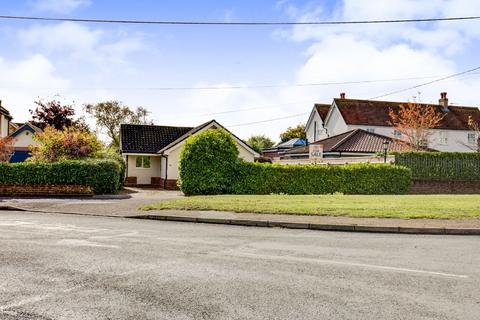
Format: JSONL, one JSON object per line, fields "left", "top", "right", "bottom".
{"left": 84, "top": 101, "right": 153, "bottom": 150}
{"left": 388, "top": 102, "right": 445, "bottom": 150}
{"left": 30, "top": 99, "right": 87, "bottom": 130}
{"left": 246, "top": 135, "right": 275, "bottom": 153}
{"left": 0, "top": 137, "right": 14, "bottom": 162}
{"left": 30, "top": 126, "right": 103, "bottom": 162}
{"left": 468, "top": 116, "right": 480, "bottom": 152}
{"left": 279, "top": 123, "right": 306, "bottom": 142}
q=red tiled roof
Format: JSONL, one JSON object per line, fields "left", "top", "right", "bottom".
{"left": 314, "top": 103, "right": 331, "bottom": 121}
{"left": 333, "top": 98, "right": 480, "bottom": 131}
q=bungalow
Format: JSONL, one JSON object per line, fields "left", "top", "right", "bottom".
{"left": 120, "top": 119, "right": 259, "bottom": 189}
{"left": 281, "top": 129, "right": 417, "bottom": 159}
{"left": 305, "top": 92, "right": 480, "bottom": 152}
{"left": 9, "top": 123, "right": 42, "bottom": 162}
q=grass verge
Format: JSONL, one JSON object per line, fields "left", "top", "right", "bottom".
{"left": 142, "top": 194, "right": 480, "bottom": 219}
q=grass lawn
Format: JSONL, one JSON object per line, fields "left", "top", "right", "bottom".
{"left": 142, "top": 194, "right": 480, "bottom": 219}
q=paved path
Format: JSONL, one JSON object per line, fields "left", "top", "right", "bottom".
{"left": 0, "top": 211, "right": 478, "bottom": 320}
{"left": 0, "top": 188, "right": 182, "bottom": 217}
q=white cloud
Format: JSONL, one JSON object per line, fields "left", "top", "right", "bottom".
{"left": 0, "top": 54, "right": 70, "bottom": 122}
{"left": 17, "top": 22, "right": 145, "bottom": 64}
{"left": 31, "top": 0, "right": 91, "bottom": 14}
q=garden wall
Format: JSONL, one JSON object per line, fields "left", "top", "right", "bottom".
{"left": 396, "top": 152, "right": 480, "bottom": 194}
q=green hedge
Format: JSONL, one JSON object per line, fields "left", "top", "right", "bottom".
{"left": 395, "top": 152, "right": 480, "bottom": 181}
{"left": 179, "top": 129, "right": 240, "bottom": 195}
{"left": 231, "top": 162, "right": 412, "bottom": 195}
{"left": 0, "top": 159, "right": 122, "bottom": 194}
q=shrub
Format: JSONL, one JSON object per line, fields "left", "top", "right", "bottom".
{"left": 0, "top": 159, "right": 121, "bottom": 194}
{"left": 96, "top": 149, "right": 126, "bottom": 191}
{"left": 232, "top": 162, "right": 411, "bottom": 195}
{"left": 30, "top": 126, "right": 103, "bottom": 162}
{"left": 395, "top": 152, "right": 480, "bottom": 181}
{"left": 179, "top": 129, "right": 239, "bottom": 195}
{"left": 179, "top": 128, "right": 412, "bottom": 195}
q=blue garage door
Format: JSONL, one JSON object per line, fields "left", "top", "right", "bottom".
{"left": 10, "top": 151, "right": 31, "bottom": 163}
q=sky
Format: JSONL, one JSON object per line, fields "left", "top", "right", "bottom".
{"left": 1, "top": 0, "right": 480, "bottom": 142}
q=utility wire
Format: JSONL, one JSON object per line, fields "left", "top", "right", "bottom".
{"left": 369, "top": 66, "right": 480, "bottom": 99}
{"left": 227, "top": 66, "right": 480, "bottom": 127}
{"left": 0, "top": 74, "right": 471, "bottom": 91}
{"left": 0, "top": 15, "right": 480, "bottom": 25}
{"left": 228, "top": 112, "right": 309, "bottom": 128}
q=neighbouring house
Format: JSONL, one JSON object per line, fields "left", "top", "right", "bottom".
{"left": 305, "top": 103, "right": 331, "bottom": 143}
{"left": 0, "top": 101, "right": 12, "bottom": 138}
{"left": 262, "top": 138, "right": 306, "bottom": 159}
{"left": 305, "top": 92, "right": 480, "bottom": 152}
{"left": 120, "top": 119, "right": 260, "bottom": 189}
{"left": 8, "top": 122, "right": 42, "bottom": 163}
{"left": 281, "top": 129, "right": 421, "bottom": 159}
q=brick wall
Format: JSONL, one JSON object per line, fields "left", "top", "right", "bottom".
{"left": 124, "top": 177, "right": 137, "bottom": 187}
{"left": 159, "top": 178, "right": 179, "bottom": 190}
{"left": 0, "top": 184, "right": 93, "bottom": 196}
{"left": 410, "top": 180, "right": 480, "bottom": 194}
{"left": 124, "top": 176, "right": 178, "bottom": 190}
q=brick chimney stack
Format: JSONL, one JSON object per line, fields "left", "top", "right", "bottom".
{"left": 439, "top": 92, "right": 449, "bottom": 112}
{"left": 340, "top": 92, "right": 346, "bottom": 99}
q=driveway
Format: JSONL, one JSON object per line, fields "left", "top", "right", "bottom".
{"left": 0, "top": 211, "right": 478, "bottom": 320}
{"left": 0, "top": 188, "right": 182, "bottom": 217}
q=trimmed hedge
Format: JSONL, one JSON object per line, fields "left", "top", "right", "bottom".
{"left": 0, "top": 159, "right": 122, "bottom": 194}
{"left": 395, "top": 152, "right": 480, "bottom": 181}
{"left": 179, "top": 129, "right": 412, "bottom": 195}
{"left": 179, "top": 129, "right": 240, "bottom": 195}
{"left": 231, "top": 162, "right": 412, "bottom": 195}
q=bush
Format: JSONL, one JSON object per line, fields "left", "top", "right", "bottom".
{"left": 395, "top": 152, "right": 480, "bottom": 181}
{"left": 96, "top": 149, "right": 126, "bottom": 191}
{"left": 179, "top": 129, "right": 239, "bottom": 195}
{"left": 30, "top": 126, "right": 103, "bottom": 162}
{"left": 232, "top": 162, "right": 411, "bottom": 195}
{"left": 179, "top": 129, "right": 411, "bottom": 195}
{"left": 0, "top": 159, "right": 122, "bottom": 194}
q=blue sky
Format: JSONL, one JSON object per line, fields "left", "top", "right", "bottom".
{"left": 1, "top": 0, "right": 480, "bottom": 141}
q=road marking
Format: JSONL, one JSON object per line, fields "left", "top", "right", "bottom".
{"left": 229, "top": 252, "right": 468, "bottom": 279}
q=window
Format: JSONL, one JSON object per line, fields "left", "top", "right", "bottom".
{"left": 135, "top": 156, "right": 151, "bottom": 168}
{"left": 366, "top": 128, "right": 375, "bottom": 133}
{"left": 468, "top": 133, "right": 477, "bottom": 145}
{"left": 439, "top": 131, "right": 448, "bottom": 145}
{"left": 393, "top": 130, "right": 402, "bottom": 138}
{"left": 313, "top": 121, "right": 317, "bottom": 141}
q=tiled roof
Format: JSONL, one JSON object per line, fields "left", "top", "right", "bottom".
{"left": 314, "top": 103, "right": 331, "bottom": 121}
{"left": 333, "top": 98, "right": 480, "bottom": 130}
{"left": 283, "top": 129, "right": 417, "bottom": 155}
{"left": 120, "top": 124, "right": 193, "bottom": 154}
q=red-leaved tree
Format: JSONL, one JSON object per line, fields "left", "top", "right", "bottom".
{"left": 0, "top": 136, "right": 14, "bottom": 162}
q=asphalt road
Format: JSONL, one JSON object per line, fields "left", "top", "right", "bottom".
{"left": 0, "top": 211, "right": 478, "bottom": 320}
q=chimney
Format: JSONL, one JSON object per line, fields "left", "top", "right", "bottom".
{"left": 439, "top": 92, "right": 449, "bottom": 112}
{"left": 340, "top": 92, "right": 346, "bottom": 99}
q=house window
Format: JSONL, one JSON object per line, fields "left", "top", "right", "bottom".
{"left": 136, "top": 156, "right": 151, "bottom": 168}
{"left": 439, "top": 131, "right": 448, "bottom": 145}
{"left": 366, "top": 128, "right": 375, "bottom": 133}
{"left": 313, "top": 121, "right": 317, "bottom": 141}
{"left": 393, "top": 130, "right": 402, "bottom": 138}
{"left": 468, "top": 133, "right": 477, "bottom": 145}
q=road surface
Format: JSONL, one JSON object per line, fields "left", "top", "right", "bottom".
{"left": 0, "top": 211, "right": 478, "bottom": 319}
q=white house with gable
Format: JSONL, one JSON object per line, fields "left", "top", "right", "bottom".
{"left": 305, "top": 92, "right": 480, "bottom": 152}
